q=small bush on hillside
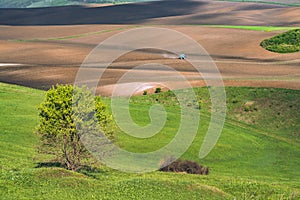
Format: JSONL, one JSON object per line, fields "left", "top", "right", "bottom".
{"left": 243, "top": 101, "right": 258, "bottom": 112}
{"left": 232, "top": 99, "right": 239, "bottom": 104}
{"left": 155, "top": 87, "right": 162, "bottom": 93}
{"left": 196, "top": 100, "right": 202, "bottom": 110}
{"left": 159, "top": 157, "right": 209, "bottom": 175}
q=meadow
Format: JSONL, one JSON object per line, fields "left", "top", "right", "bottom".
{"left": 1, "top": 82, "right": 299, "bottom": 199}
{"left": 0, "top": 0, "right": 299, "bottom": 198}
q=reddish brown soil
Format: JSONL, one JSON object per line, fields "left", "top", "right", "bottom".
{"left": 0, "top": 1, "right": 299, "bottom": 95}
{"left": 0, "top": 0, "right": 299, "bottom": 26}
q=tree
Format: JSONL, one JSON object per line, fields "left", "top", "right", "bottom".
{"left": 37, "top": 84, "right": 114, "bottom": 171}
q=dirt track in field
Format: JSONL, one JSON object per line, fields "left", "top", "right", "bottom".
{"left": 0, "top": 0, "right": 299, "bottom": 95}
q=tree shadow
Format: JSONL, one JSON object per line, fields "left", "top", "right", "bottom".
{"left": 35, "top": 161, "right": 108, "bottom": 178}
{"left": 35, "top": 162, "right": 64, "bottom": 168}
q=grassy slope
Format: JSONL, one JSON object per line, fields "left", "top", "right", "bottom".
{"left": 260, "top": 29, "right": 300, "bottom": 53}
{"left": 0, "top": 82, "right": 300, "bottom": 199}
{"left": 114, "top": 87, "right": 300, "bottom": 178}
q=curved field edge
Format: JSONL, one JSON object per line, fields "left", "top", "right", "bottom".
{"left": 197, "top": 25, "right": 300, "bottom": 32}
{"left": 11, "top": 25, "right": 140, "bottom": 42}
{"left": 1, "top": 0, "right": 299, "bottom": 8}
{"left": 0, "top": 82, "right": 299, "bottom": 199}
{"left": 260, "top": 29, "right": 300, "bottom": 53}
{"left": 217, "top": 0, "right": 300, "bottom": 7}
{"left": 11, "top": 25, "right": 300, "bottom": 42}
{"left": 0, "top": 0, "right": 145, "bottom": 8}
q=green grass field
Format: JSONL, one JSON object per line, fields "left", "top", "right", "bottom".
{"left": 0, "top": 82, "right": 300, "bottom": 199}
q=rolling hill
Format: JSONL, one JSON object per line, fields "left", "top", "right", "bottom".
{"left": 0, "top": 0, "right": 148, "bottom": 8}
{"left": 0, "top": 0, "right": 299, "bottom": 26}
{"left": 1, "top": 0, "right": 299, "bottom": 8}
{"left": 0, "top": 82, "right": 299, "bottom": 199}
{"left": 0, "top": 0, "right": 299, "bottom": 199}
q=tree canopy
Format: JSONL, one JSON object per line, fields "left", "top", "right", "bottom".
{"left": 37, "top": 84, "right": 114, "bottom": 171}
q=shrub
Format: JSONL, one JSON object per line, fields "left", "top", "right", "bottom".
{"left": 243, "top": 101, "right": 257, "bottom": 112}
{"left": 196, "top": 99, "right": 202, "bottom": 110}
{"left": 143, "top": 90, "right": 148, "bottom": 95}
{"left": 232, "top": 99, "right": 239, "bottom": 104}
{"left": 244, "top": 105, "right": 250, "bottom": 112}
{"left": 159, "top": 157, "right": 209, "bottom": 175}
{"left": 155, "top": 87, "right": 162, "bottom": 93}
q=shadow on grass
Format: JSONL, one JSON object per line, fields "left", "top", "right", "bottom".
{"left": 35, "top": 162, "right": 64, "bottom": 168}
{"left": 35, "top": 162, "right": 107, "bottom": 178}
